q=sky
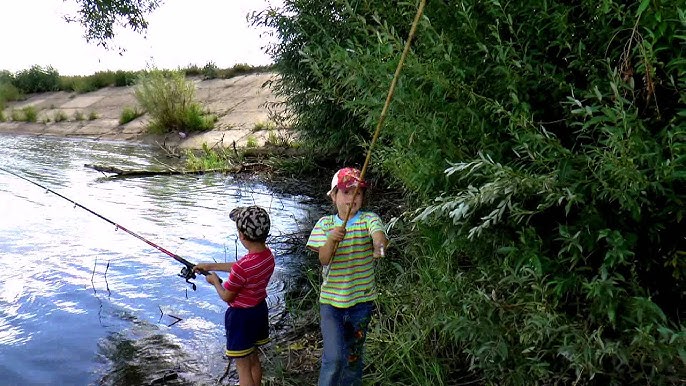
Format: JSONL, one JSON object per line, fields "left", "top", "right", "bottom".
{"left": 1, "top": 0, "right": 282, "bottom": 76}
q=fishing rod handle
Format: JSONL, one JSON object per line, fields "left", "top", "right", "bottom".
{"left": 195, "top": 267, "right": 223, "bottom": 284}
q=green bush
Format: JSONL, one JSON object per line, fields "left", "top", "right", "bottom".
{"left": 134, "top": 69, "right": 215, "bottom": 134}
{"left": 0, "top": 70, "right": 12, "bottom": 84}
{"left": 119, "top": 106, "right": 143, "bottom": 124}
{"left": 10, "top": 110, "right": 22, "bottom": 121}
{"left": 12, "top": 65, "right": 60, "bottom": 93}
{"left": 185, "top": 143, "right": 231, "bottom": 171}
{"left": 182, "top": 64, "right": 203, "bottom": 77}
{"left": 8, "top": 106, "right": 38, "bottom": 122}
{"left": 202, "top": 61, "right": 218, "bottom": 79}
{"left": 22, "top": 106, "right": 37, "bottom": 122}
{"left": 60, "top": 76, "right": 98, "bottom": 93}
{"left": 53, "top": 110, "right": 67, "bottom": 122}
{"left": 255, "top": 0, "right": 686, "bottom": 384}
{"left": 0, "top": 77, "right": 22, "bottom": 103}
{"left": 58, "top": 70, "right": 138, "bottom": 92}
{"left": 0, "top": 70, "right": 15, "bottom": 109}
{"left": 114, "top": 70, "right": 138, "bottom": 87}
{"left": 217, "top": 63, "right": 271, "bottom": 79}
{"left": 88, "top": 71, "right": 116, "bottom": 89}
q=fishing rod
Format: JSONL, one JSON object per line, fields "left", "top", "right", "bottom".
{"left": 0, "top": 166, "right": 211, "bottom": 290}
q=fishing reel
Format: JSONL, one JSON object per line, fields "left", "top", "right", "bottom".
{"left": 179, "top": 266, "right": 197, "bottom": 291}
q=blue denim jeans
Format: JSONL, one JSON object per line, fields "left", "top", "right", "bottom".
{"left": 318, "top": 301, "right": 375, "bottom": 386}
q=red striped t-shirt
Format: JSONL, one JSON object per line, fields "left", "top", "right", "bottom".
{"left": 223, "top": 248, "right": 275, "bottom": 308}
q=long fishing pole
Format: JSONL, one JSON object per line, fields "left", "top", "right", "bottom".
{"left": 328, "top": 0, "right": 427, "bottom": 262}
{"left": 0, "top": 166, "right": 209, "bottom": 290}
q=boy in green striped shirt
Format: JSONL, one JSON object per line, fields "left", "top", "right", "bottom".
{"left": 306, "top": 167, "right": 388, "bottom": 386}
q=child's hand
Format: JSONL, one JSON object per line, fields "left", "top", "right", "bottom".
{"left": 373, "top": 242, "right": 385, "bottom": 258}
{"left": 193, "top": 263, "right": 209, "bottom": 274}
{"left": 328, "top": 226, "right": 346, "bottom": 243}
{"left": 206, "top": 272, "right": 221, "bottom": 285}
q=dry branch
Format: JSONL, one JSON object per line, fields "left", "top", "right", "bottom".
{"left": 84, "top": 163, "right": 246, "bottom": 178}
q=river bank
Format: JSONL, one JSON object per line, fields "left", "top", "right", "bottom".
{"left": 0, "top": 72, "right": 287, "bottom": 150}
{"left": 0, "top": 79, "right": 370, "bottom": 383}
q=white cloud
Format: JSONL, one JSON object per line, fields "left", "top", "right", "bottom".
{"left": 0, "top": 0, "right": 281, "bottom": 76}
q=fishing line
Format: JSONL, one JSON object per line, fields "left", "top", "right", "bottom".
{"left": 0, "top": 165, "right": 209, "bottom": 290}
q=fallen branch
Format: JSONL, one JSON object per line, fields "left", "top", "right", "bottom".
{"left": 84, "top": 163, "right": 266, "bottom": 178}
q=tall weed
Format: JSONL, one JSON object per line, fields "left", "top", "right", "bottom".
{"left": 134, "top": 69, "right": 215, "bottom": 134}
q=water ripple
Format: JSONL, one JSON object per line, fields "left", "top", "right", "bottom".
{"left": 0, "top": 135, "right": 315, "bottom": 384}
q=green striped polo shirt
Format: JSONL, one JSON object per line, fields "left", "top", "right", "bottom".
{"left": 306, "top": 211, "right": 385, "bottom": 308}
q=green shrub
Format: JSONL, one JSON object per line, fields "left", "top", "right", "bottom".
{"left": 8, "top": 106, "right": 38, "bottom": 122}
{"left": 255, "top": 0, "right": 686, "bottom": 384}
{"left": 0, "top": 70, "right": 12, "bottom": 84}
{"left": 10, "top": 109, "right": 21, "bottom": 121}
{"left": 87, "top": 71, "right": 116, "bottom": 89}
{"left": 134, "top": 69, "right": 215, "bottom": 134}
{"left": 245, "top": 135, "right": 258, "bottom": 148}
{"left": 113, "top": 70, "right": 138, "bottom": 87}
{"left": 202, "top": 61, "right": 218, "bottom": 79}
{"left": 88, "top": 111, "right": 98, "bottom": 120}
{"left": 73, "top": 111, "right": 85, "bottom": 121}
{"left": 61, "top": 71, "right": 119, "bottom": 93}
{"left": 252, "top": 120, "right": 276, "bottom": 131}
{"left": 58, "top": 76, "right": 79, "bottom": 92}
{"left": 22, "top": 106, "right": 37, "bottom": 122}
{"left": 185, "top": 144, "right": 231, "bottom": 171}
{"left": 181, "top": 104, "right": 216, "bottom": 131}
{"left": 0, "top": 81, "right": 22, "bottom": 103}
{"left": 217, "top": 63, "right": 269, "bottom": 79}
{"left": 182, "top": 64, "right": 203, "bottom": 77}
{"left": 53, "top": 110, "right": 68, "bottom": 122}
{"left": 12, "top": 65, "right": 60, "bottom": 93}
{"left": 119, "top": 106, "right": 143, "bottom": 124}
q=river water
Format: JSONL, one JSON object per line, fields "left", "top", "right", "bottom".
{"left": 0, "top": 134, "right": 318, "bottom": 385}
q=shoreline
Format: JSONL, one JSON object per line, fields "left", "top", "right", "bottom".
{"left": 0, "top": 73, "right": 286, "bottom": 150}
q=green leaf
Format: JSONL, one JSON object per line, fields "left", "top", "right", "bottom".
{"left": 636, "top": 0, "right": 650, "bottom": 17}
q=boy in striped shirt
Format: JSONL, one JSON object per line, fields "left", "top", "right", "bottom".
{"left": 194, "top": 205, "right": 275, "bottom": 386}
{"left": 307, "top": 167, "right": 388, "bottom": 386}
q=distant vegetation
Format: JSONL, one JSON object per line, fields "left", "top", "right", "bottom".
{"left": 0, "top": 63, "right": 271, "bottom": 128}
{"left": 0, "top": 63, "right": 272, "bottom": 106}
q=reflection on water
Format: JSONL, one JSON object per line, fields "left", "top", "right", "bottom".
{"left": 0, "top": 134, "right": 319, "bottom": 385}
{"left": 97, "top": 318, "right": 200, "bottom": 386}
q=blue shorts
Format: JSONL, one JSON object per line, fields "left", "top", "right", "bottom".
{"left": 224, "top": 300, "right": 269, "bottom": 358}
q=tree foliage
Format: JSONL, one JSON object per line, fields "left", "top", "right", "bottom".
{"left": 65, "top": 0, "right": 162, "bottom": 49}
{"left": 254, "top": 0, "right": 686, "bottom": 384}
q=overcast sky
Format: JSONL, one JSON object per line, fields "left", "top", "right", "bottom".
{"left": 1, "top": 0, "right": 282, "bottom": 76}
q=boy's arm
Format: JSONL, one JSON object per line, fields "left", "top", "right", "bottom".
{"left": 206, "top": 273, "right": 238, "bottom": 303}
{"left": 193, "top": 262, "right": 234, "bottom": 273}
{"left": 315, "top": 226, "right": 346, "bottom": 265}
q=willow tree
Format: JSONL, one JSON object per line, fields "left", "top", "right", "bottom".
{"left": 64, "top": 0, "right": 163, "bottom": 49}
{"left": 254, "top": 0, "right": 686, "bottom": 384}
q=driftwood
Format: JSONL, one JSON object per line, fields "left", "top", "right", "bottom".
{"left": 84, "top": 163, "right": 264, "bottom": 178}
